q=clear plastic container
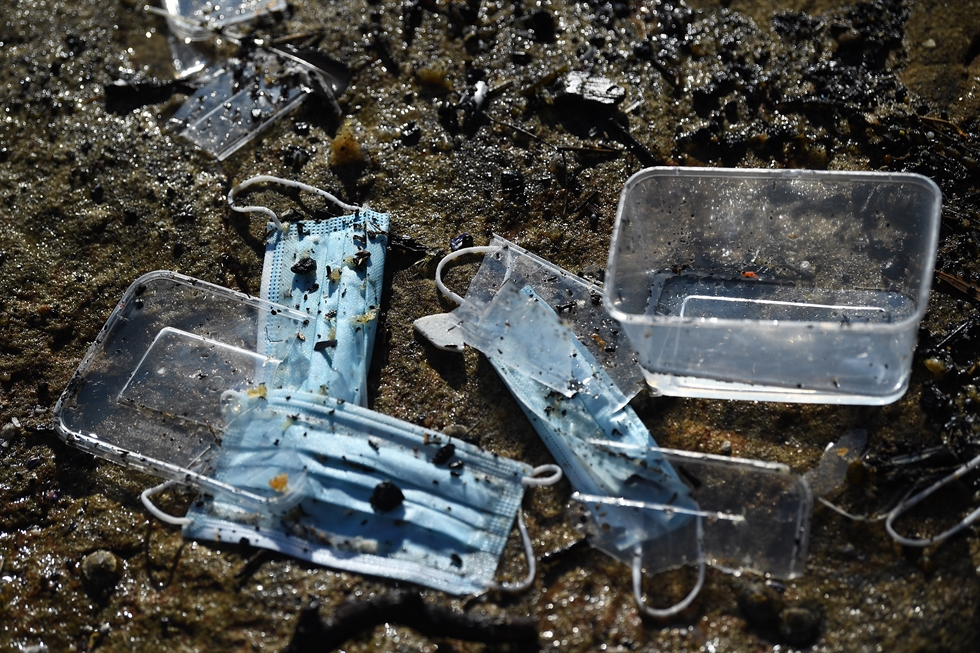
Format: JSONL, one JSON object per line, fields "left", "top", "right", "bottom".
{"left": 53, "top": 271, "right": 311, "bottom": 507}
{"left": 604, "top": 167, "right": 942, "bottom": 405}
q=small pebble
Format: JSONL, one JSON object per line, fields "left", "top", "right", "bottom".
{"left": 923, "top": 358, "right": 946, "bottom": 378}
{"left": 291, "top": 257, "right": 317, "bottom": 275}
{"left": 720, "top": 440, "right": 732, "bottom": 455}
{"left": 778, "top": 604, "right": 822, "bottom": 646}
{"left": 736, "top": 579, "right": 784, "bottom": 629}
{"left": 922, "top": 38, "right": 937, "bottom": 49}
{"left": 82, "top": 550, "right": 121, "bottom": 593}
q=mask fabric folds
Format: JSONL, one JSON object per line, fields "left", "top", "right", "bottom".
{"left": 183, "top": 388, "right": 549, "bottom": 595}
{"left": 260, "top": 209, "right": 389, "bottom": 406}
{"left": 468, "top": 283, "right": 698, "bottom": 561}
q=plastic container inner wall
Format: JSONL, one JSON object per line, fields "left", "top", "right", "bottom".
{"left": 604, "top": 168, "right": 941, "bottom": 405}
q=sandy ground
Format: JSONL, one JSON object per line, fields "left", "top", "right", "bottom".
{"left": 1, "top": 0, "right": 980, "bottom": 651}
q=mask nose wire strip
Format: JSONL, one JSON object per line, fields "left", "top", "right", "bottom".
{"left": 486, "top": 465, "right": 563, "bottom": 593}
{"left": 141, "top": 480, "right": 193, "bottom": 526}
{"left": 885, "top": 451, "right": 980, "bottom": 547}
{"left": 435, "top": 246, "right": 498, "bottom": 305}
{"left": 227, "top": 175, "right": 361, "bottom": 232}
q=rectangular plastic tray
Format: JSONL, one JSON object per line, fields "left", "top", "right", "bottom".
{"left": 604, "top": 167, "right": 941, "bottom": 404}
{"left": 53, "top": 271, "right": 310, "bottom": 505}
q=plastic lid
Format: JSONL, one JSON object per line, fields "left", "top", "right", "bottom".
{"left": 53, "top": 270, "right": 311, "bottom": 506}
{"left": 571, "top": 442, "right": 813, "bottom": 579}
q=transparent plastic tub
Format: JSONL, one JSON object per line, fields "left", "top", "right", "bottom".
{"left": 604, "top": 167, "right": 942, "bottom": 404}
{"left": 53, "top": 271, "right": 311, "bottom": 507}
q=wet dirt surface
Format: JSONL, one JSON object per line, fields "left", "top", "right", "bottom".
{"left": 2, "top": 0, "right": 980, "bottom": 651}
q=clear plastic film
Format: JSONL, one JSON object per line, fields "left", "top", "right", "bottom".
{"left": 453, "top": 235, "right": 645, "bottom": 407}
{"left": 161, "top": 1, "right": 288, "bottom": 41}
{"left": 572, "top": 442, "right": 813, "bottom": 579}
{"left": 52, "top": 270, "right": 311, "bottom": 507}
{"left": 168, "top": 49, "right": 310, "bottom": 160}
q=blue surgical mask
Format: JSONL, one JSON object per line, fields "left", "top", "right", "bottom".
{"left": 223, "top": 175, "right": 389, "bottom": 407}
{"left": 468, "top": 283, "right": 697, "bottom": 554}
{"left": 416, "top": 244, "right": 813, "bottom": 615}
{"left": 261, "top": 211, "right": 389, "bottom": 406}
{"left": 183, "top": 388, "right": 560, "bottom": 595}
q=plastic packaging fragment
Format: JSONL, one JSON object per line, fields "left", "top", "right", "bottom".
{"left": 146, "top": 1, "right": 289, "bottom": 78}
{"left": 182, "top": 387, "right": 560, "bottom": 595}
{"left": 51, "top": 270, "right": 312, "bottom": 506}
{"left": 422, "top": 235, "right": 645, "bottom": 407}
{"left": 168, "top": 48, "right": 350, "bottom": 160}
{"left": 803, "top": 429, "right": 867, "bottom": 497}
{"left": 156, "top": 1, "right": 288, "bottom": 41}
{"left": 573, "top": 442, "right": 813, "bottom": 580}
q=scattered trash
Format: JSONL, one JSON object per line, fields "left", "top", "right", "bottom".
{"left": 168, "top": 48, "right": 349, "bottom": 160}
{"left": 53, "top": 270, "right": 311, "bottom": 505}
{"left": 804, "top": 430, "right": 868, "bottom": 497}
{"left": 604, "top": 167, "right": 942, "bottom": 404}
{"left": 553, "top": 72, "right": 659, "bottom": 166}
{"left": 417, "top": 241, "right": 812, "bottom": 615}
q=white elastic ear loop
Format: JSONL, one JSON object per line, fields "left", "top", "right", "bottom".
{"left": 523, "top": 463, "right": 563, "bottom": 487}
{"left": 487, "top": 465, "right": 563, "bottom": 593}
{"left": 434, "top": 246, "right": 497, "bottom": 305}
{"left": 228, "top": 175, "right": 360, "bottom": 232}
{"left": 487, "top": 511, "right": 536, "bottom": 593}
{"left": 632, "top": 515, "right": 706, "bottom": 619}
{"left": 141, "top": 480, "right": 193, "bottom": 526}
{"left": 632, "top": 553, "right": 706, "bottom": 619}
{"left": 816, "top": 497, "right": 885, "bottom": 522}
{"left": 885, "top": 452, "right": 980, "bottom": 547}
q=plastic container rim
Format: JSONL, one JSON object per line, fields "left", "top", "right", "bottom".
{"left": 603, "top": 167, "right": 942, "bottom": 333}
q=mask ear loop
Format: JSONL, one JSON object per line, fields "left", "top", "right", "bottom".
{"left": 435, "top": 246, "right": 498, "bottom": 305}
{"left": 632, "top": 516, "right": 706, "bottom": 619}
{"left": 141, "top": 479, "right": 193, "bottom": 526}
{"left": 885, "top": 451, "right": 980, "bottom": 547}
{"left": 487, "top": 464, "right": 563, "bottom": 593}
{"left": 228, "top": 175, "right": 361, "bottom": 232}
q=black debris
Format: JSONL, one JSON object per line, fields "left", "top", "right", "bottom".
{"left": 291, "top": 257, "right": 317, "bottom": 275}
{"left": 432, "top": 443, "right": 455, "bottom": 465}
{"left": 369, "top": 480, "right": 404, "bottom": 512}
{"left": 313, "top": 339, "right": 337, "bottom": 351}
{"left": 450, "top": 232, "right": 473, "bottom": 251}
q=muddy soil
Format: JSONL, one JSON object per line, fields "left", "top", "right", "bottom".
{"left": 2, "top": 0, "right": 980, "bottom": 651}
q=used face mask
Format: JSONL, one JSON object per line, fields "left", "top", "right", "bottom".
{"left": 182, "top": 388, "right": 561, "bottom": 595}
{"left": 416, "top": 242, "right": 813, "bottom": 615}
{"left": 230, "top": 175, "right": 389, "bottom": 407}
{"left": 415, "top": 235, "right": 645, "bottom": 408}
